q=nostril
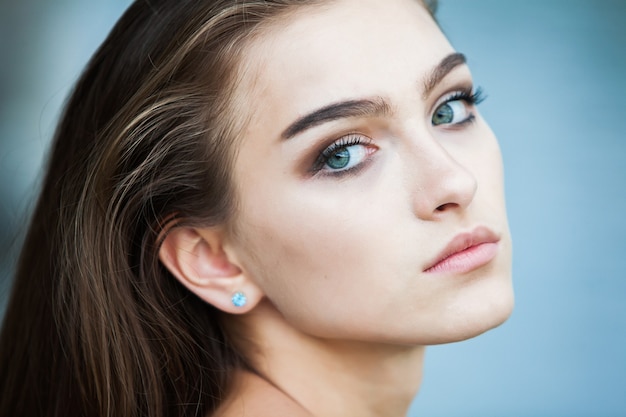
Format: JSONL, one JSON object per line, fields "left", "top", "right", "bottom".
{"left": 436, "top": 202, "right": 458, "bottom": 212}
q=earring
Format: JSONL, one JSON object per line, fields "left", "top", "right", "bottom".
{"left": 231, "top": 291, "right": 247, "bottom": 308}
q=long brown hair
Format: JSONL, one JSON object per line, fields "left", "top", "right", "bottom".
{"left": 0, "top": 1, "right": 437, "bottom": 416}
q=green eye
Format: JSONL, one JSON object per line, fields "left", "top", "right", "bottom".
{"left": 433, "top": 103, "right": 454, "bottom": 125}
{"left": 432, "top": 100, "right": 470, "bottom": 126}
{"left": 313, "top": 134, "right": 375, "bottom": 175}
{"left": 324, "top": 145, "right": 368, "bottom": 171}
{"left": 318, "top": 140, "right": 372, "bottom": 173}
{"left": 326, "top": 148, "right": 351, "bottom": 169}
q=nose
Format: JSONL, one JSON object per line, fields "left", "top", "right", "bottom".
{"left": 409, "top": 140, "right": 478, "bottom": 221}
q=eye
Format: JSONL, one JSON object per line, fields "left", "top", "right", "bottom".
{"left": 432, "top": 100, "right": 471, "bottom": 125}
{"left": 432, "top": 87, "right": 485, "bottom": 126}
{"left": 325, "top": 144, "right": 368, "bottom": 170}
{"left": 312, "top": 134, "right": 376, "bottom": 175}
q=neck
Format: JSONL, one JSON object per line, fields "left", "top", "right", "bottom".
{"left": 232, "top": 300, "right": 426, "bottom": 417}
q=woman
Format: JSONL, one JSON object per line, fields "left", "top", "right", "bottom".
{"left": 0, "top": 0, "right": 513, "bottom": 415}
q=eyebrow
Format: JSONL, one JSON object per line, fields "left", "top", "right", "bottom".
{"left": 422, "top": 52, "right": 467, "bottom": 98}
{"left": 280, "top": 52, "right": 467, "bottom": 140}
{"left": 281, "top": 97, "right": 391, "bottom": 140}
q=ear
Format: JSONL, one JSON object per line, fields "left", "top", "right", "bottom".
{"left": 159, "top": 226, "right": 263, "bottom": 313}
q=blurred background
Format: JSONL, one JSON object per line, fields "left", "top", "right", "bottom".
{"left": 1, "top": 1, "right": 625, "bottom": 416}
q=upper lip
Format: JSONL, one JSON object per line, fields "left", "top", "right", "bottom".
{"left": 423, "top": 226, "right": 500, "bottom": 272}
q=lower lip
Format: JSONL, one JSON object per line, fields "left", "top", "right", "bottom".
{"left": 425, "top": 242, "right": 499, "bottom": 274}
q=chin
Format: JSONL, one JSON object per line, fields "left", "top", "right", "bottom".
{"left": 433, "top": 280, "right": 515, "bottom": 345}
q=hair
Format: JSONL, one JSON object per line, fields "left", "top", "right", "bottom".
{"left": 0, "top": 1, "right": 438, "bottom": 416}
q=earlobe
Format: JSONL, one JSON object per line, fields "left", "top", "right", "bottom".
{"left": 158, "top": 226, "right": 263, "bottom": 313}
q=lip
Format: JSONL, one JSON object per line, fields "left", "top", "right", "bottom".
{"left": 424, "top": 226, "right": 500, "bottom": 274}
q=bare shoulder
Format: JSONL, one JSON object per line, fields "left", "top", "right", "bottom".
{"left": 213, "top": 371, "right": 313, "bottom": 417}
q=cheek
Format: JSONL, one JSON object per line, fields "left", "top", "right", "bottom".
{"left": 479, "top": 135, "right": 507, "bottom": 213}
{"left": 452, "top": 122, "right": 506, "bottom": 207}
{"left": 231, "top": 179, "right": 418, "bottom": 336}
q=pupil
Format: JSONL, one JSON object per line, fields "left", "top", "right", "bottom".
{"left": 434, "top": 103, "right": 453, "bottom": 124}
{"left": 327, "top": 148, "right": 350, "bottom": 169}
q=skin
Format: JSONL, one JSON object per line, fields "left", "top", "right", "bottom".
{"left": 160, "top": 0, "right": 514, "bottom": 415}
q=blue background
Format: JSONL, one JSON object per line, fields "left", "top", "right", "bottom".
{"left": 1, "top": 1, "right": 625, "bottom": 416}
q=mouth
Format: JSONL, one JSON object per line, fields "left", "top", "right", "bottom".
{"left": 424, "top": 226, "right": 500, "bottom": 274}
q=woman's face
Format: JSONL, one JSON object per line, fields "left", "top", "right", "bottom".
{"left": 228, "top": 0, "right": 513, "bottom": 345}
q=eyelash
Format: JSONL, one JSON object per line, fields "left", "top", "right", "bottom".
{"left": 310, "top": 134, "right": 374, "bottom": 176}
{"left": 436, "top": 86, "right": 486, "bottom": 125}
{"left": 450, "top": 86, "right": 485, "bottom": 105}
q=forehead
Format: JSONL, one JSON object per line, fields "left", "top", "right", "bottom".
{"left": 235, "top": 0, "right": 452, "bottom": 138}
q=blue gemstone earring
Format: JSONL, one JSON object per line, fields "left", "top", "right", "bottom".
{"left": 231, "top": 291, "right": 247, "bottom": 308}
